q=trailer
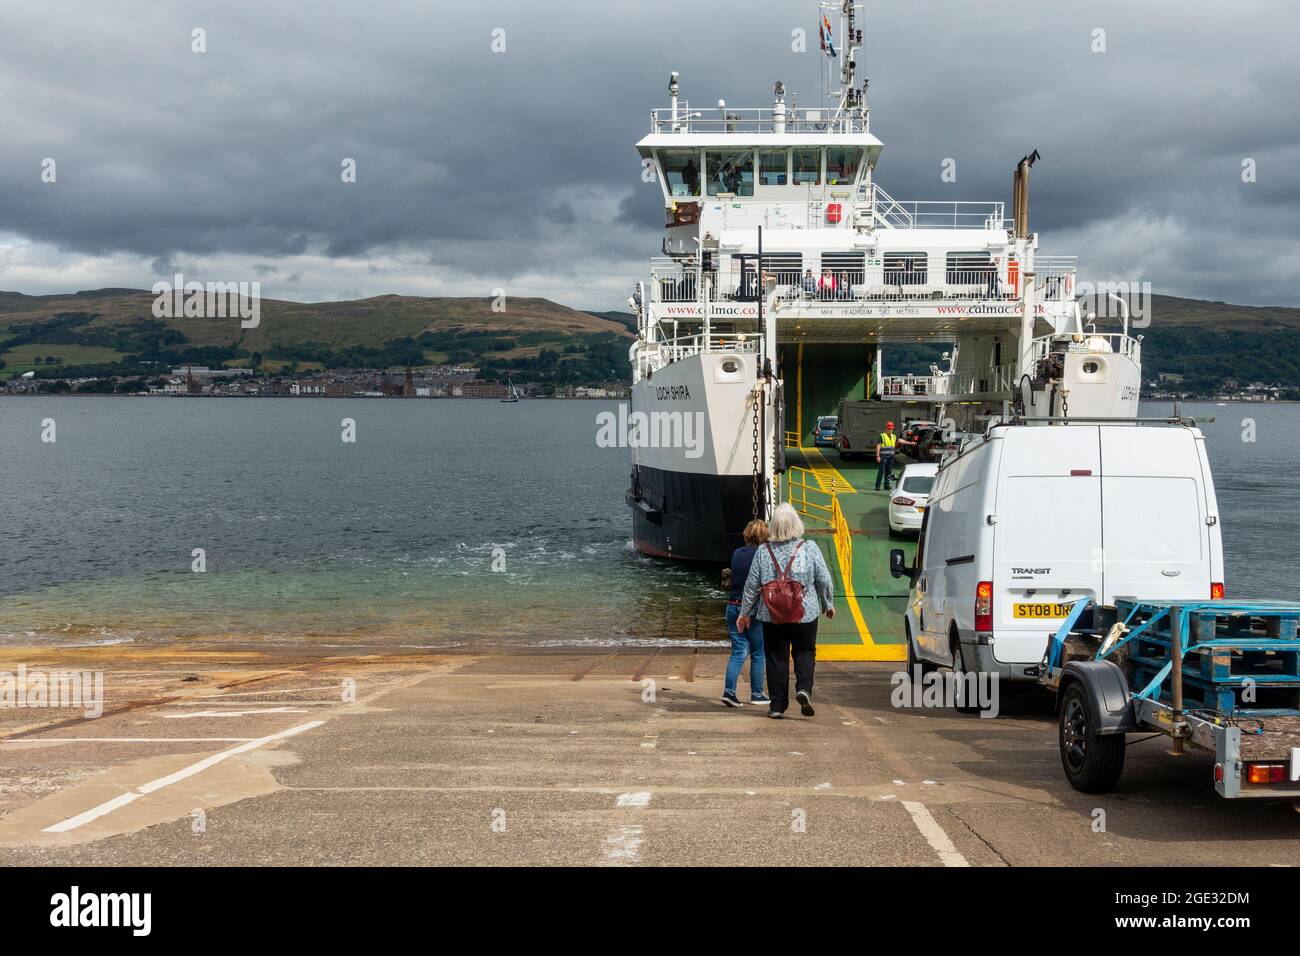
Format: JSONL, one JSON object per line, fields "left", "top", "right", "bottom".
{"left": 1039, "top": 598, "right": 1300, "bottom": 798}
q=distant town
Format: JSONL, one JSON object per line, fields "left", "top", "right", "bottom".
{"left": 2, "top": 364, "right": 629, "bottom": 399}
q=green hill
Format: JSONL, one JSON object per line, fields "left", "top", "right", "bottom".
{"left": 4, "top": 288, "right": 1300, "bottom": 395}
{"left": 0, "top": 290, "right": 632, "bottom": 383}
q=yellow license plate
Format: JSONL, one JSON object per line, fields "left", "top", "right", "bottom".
{"left": 1013, "top": 602, "right": 1073, "bottom": 619}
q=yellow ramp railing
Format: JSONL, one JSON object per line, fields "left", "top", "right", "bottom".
{"left": 787, "top": 467, "right": 852, "bottom": 585}
{"left": 832, "top": 495, "right": 852, "bottom": 585}
{"left": 786, "top": 466, "right": 834, "bottom": 524}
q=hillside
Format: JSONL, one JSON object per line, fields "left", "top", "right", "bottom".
{"left": 4, "top": 288, "right": 1300, "bottom": 395}
{"left": 0, "top": 290, "right": 632, "bottom": 383}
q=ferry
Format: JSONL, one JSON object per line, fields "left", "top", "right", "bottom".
{"left": 625, "top": 0, "right": 1141, "bottom": 583}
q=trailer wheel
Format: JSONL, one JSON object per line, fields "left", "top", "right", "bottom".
{"left": 1059, "top": 682, "right": 1125, "bottom": 793}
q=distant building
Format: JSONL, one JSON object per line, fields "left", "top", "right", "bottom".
{"left": 458, "top": 380, "right": 509, "bottom": 399}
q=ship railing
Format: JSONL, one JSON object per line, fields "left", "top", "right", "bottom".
{"left": 650, "top": 254, "right": 1078, "bottom": 305}
{"left": 1032, "top": 331, "right": 1142, "bottom": 363}
{"left": 932, "top": 362, "right": 1019, "bottom": 398}
{"left": 651, "top": 104, "right": 866, "bottom": 135}
{"left": 869, "top": 185, "right": 1008, "bottom": 230}
{"left": 633, "top": 331, "right": 758, "bottom": 378}
{"left": 880, "top": 374, "right": 936, "bottom": 397}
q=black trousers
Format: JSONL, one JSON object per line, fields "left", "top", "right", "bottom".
{"left": 763, "top": 620, "right": 818, "bottom": 713}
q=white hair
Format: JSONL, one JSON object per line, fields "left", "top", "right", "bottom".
{"left": 767, "top": 502, "right": 805, "bottom": 542}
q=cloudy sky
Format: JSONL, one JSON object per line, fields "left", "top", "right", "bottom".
{"left": 1, "top": 0, "right": 1296, "bottom": 311}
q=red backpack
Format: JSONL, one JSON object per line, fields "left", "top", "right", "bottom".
{"left": 761, "top": 542, "right": 806, "bottom": 624}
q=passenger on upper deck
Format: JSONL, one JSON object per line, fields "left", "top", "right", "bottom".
{"left": 985, "top": 259, "right": 1002, "bottom": 298}
{"left": 817, "top": 270, "right": 838, "bottom": 300}
{"left": 802, "top": 269, "right": 817, "bottom": 297}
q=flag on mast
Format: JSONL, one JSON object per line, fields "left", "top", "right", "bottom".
{"left": 819, "top": 14, "right": 837, "bottom": 57}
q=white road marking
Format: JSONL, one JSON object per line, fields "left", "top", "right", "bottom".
{"left": 167, "top": 700, "right": 336, "bottom": 707}
{"left": 162, "top": 707, "right": 309, "bottom": 719}
{"left": 4, "top": 737, "right": 256, "bottom": 744}
{"left": 185, "top": 686, "right": 344, "bottom": 699}
{"left": 42, "top": 721, "right": 324, "bottom": 833}
{"left": 602, "top": 825, "right": 644, "bottom": 865}
{"left": 615, "top": 790, "right": 652, "bottom": 808}
{"left": 901, "top": 801, "right": 969, "bottom": 867}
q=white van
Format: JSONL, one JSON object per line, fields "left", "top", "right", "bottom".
{"left": 889, "top": 422, "right": 1225, "bottom": 693}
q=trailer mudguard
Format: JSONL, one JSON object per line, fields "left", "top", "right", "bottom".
{"left": 1060, "top": 660, "right": 1137, "bottom": 734}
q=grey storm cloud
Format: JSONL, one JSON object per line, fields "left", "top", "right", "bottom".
{"left": 0, "top": 0, "right": 1297, "bottom": 308}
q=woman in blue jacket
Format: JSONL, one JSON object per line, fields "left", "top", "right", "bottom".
{"left": 722, "top": 519, "right": 770, "bottom": 708}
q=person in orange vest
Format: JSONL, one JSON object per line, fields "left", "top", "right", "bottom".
{"left": 875, "top": 421, "right": 914, "bottom": 491}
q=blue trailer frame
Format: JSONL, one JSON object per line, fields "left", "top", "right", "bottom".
{"left": 1041, "top": 599, "right": 1300, "bottom": 798}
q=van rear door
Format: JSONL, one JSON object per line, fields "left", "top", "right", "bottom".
{"left": 992, "top": 428, "right": 1103, "bottom": 664}
{"left": 1099, "top": 427, "right": 1210, "bottom": 602}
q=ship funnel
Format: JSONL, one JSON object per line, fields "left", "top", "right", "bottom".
{"left": 1012, "top": 150, "right": 1040, "bottom": 238}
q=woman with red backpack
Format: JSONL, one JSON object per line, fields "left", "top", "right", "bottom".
{"left": 735, "top": 503, "right": 836, "bottom": 719}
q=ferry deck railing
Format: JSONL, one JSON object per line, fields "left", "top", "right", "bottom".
{"left": 632, "top": 331, "right": 757, "bottom": 379}
{"left": 880, "top": 374, "right": 936, "bottom": 397}
{"left": 929, "top": 362, "right": 1019, "bottom": 398}
{"left": 651, "top": 104, "right": 866, "bottom": 135}
{"left": 650, "top": 255, "right": 1078, "bottom": 307}
{"left": 1032, "top": 331, "right": 1142, "bottom": 364}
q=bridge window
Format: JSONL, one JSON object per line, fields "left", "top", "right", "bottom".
{"left": 792, "top": 148, "right": 821, "bottom": 185}
{"left": 706, "top": 150, "right": 754, "bottom": 196}
{"left": 758, "top": 149, "right": 789, "bottom": 186}
{"left": 885, "top": 252, "right": 927, "bottom": 286}
{"left": 659, "top": 149, "right": 701, "bottom": 197}
{"left": 825, "top": 147, "right": 862, "bottom": 185}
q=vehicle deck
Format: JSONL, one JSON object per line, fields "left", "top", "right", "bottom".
{"left": 782, "top": 446, "right": 920, "bottom": 661}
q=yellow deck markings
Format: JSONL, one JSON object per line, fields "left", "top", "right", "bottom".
{"left": 800, "top": 446, "right": 856, "bottom": 495}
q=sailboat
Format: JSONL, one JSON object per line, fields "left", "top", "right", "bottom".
{"left": 500, "top": 377, "right": 521, "bottom": 403}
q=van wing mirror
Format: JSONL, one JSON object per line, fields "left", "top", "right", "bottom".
{"left": 889, "top": 548, "right": 914, "bottom": 582}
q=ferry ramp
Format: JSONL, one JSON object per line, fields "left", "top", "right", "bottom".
{"left": 782, "top": 447, "right": 914, "bottom": 662}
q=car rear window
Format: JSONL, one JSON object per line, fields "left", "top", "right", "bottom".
{"left": 901, "top": 475, "right": 934, "bottom": 494}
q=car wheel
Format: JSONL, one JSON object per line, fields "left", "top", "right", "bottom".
{"left": 951, "top": 641, "right": 981, "bottom": 714}
{"left": 1058, "top": 682, "right": 1126, "bottom": 793}
{"left": 888, "top": 525, "right": 901, "bottom": 539}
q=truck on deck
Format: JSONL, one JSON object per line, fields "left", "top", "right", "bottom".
{"left": 836, "top": 399, "right": 904, "bottom": 460}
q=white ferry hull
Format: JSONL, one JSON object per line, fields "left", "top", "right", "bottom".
{"left": 625, "top": 350, "right": 777, "bottom": 563}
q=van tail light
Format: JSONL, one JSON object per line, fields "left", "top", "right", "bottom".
{"left": 892, "top": 496, "right": 915, "bottom": 507}
{"left": 1210, "top": 582, "right": 1225, "bottom": 600}
{"left": 1246, "top": 763, "right": 1286, "bottom": 785}
{"left": 975, "top": 581, "right": 993, "bottom": 632}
